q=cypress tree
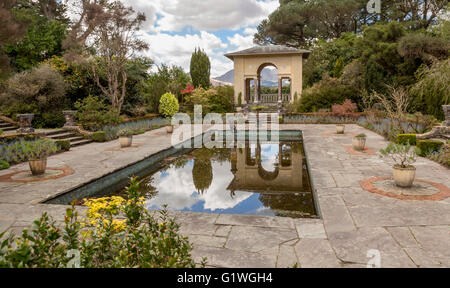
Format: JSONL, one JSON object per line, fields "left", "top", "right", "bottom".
{"left": 190, "top": 48, "right": 211, "bottom": 89}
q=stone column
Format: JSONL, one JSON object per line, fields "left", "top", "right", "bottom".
{"left": 254, "top": 77, "right": 260, "bottom": 104}
{"left": 443, "top": 105, "right": 450, "bottom": 127}
{"left": 16, "top": 114, "right": 34, "bottom": 133}
{"left": 63, "top": 111, "right": 78, "bottom": 128}
{"left": 278, "top": 78, "right": 283, "bottom": 103}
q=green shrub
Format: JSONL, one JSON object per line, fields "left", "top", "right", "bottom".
{"left": 0, "top": 160, "right": 9, "bottom": 170}
{"left": 427, "top": 145, "right": 449, "bottom": 167}
{"left": 55, "top": 139, "right": 70, "bottom": 152}
{"left": 0, "top": 178, "right": 201, "bottom": 268}
{"left": 159, "top": 92, "right": 179, "bottom": 119}
{"left": 396, "top": 134, "right": 417, "bottom": 146}
{"left": 91, "top": 131, "right": 107, "bottom": 142}
{"left": 411, "top": 58, "right": 450, "bottom": 121}
{"left": 209, "top": 87, "right": 234, "bottom": 113}
{"left": 0, "top": 129, "right": 3, "bottom": 136}
{"left": 296, "top": 77, "right": 359, "bottom": 112}
{"left": 74, "top": 95, "right": 122, "bottom": 131}
{"left": 117, "top": 128, "right": 135, "bottom": 137}
{"left": 34, "top": 112, "right": 66, "bottom": 129}
{"left": 417, "top": 140, "right": 444, "bottom": 157}
{"left": 0, "top": 64, "right": 67, "bottom": 128}
{"left": 379, "top": 142, "right": 420, "bottom": 168}
{"left": 238, "top": 92, "right": 242, "bottom": 107}
{"left": 0, "top": 139, "right": 58, "bottom": 164}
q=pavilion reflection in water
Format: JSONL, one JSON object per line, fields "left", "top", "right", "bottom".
{"left": 227, "top": 141, "right": 316, "bottom": 217}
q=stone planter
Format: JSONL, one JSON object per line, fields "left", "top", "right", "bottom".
{"left": 63, "top": 110, "right": 78, "bottom": 127}
{"left": 166, "top": 125, "right": 174, "bottom": 134}
{"left": 119, "top": 136, "right": 133, "bottom": 148}
{"left": 29, "top": 158, "right": 47, "bottom": 176}
{"left": 336, "top": 125, "right": 345, "bottom": 134}
{"left": 393, "top": 165, "right": 416, "bottom": 188}
{"left": 352, "top": 136, "right": 366, "bottom": 151}
{"left": 17, "top": 114, "right": 35, "bottom": 133}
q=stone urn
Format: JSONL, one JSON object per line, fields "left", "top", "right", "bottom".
{"left": 166, "top": 125, "right": 174, "bottom": 134}
{"left": 119, "top": 135, "right": 133, "bottom": 148}
{"left": 393, "top": 165, "right": 416, "bottom": 188}
{"left": 336, "top": 125, "right": 345, "bottom": 134}
{"left": 352, "top": 135, "right": 367, "bottom": 151}
{"left": 29, "top": 158, "right": 47, "bottom": 176}
{"left": 17, "top": 114, "right": 35, "bottom": 133}
{"left": 63, "top": 110, "right": 78, "bottom": 127}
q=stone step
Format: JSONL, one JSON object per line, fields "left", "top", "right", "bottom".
{"left": 46, "top": 132, "right": 78, "bottom": 139}
{"left": 0, "top": 126, "right": 17, "bottom": 132}
{"left": 70, "top": 139, "right": 93, "bottom": 147}
{"left": 43, "top": 129, "right": 67, "bottom": 137}
{"left": 0, "top": 122, "right": 13, "bottom": 127}
{"left": 66, "top": 136, "right": 85, "bottom": 142}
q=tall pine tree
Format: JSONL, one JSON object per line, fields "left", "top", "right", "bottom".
{"left": 190, "top": 48, "right": 210, "bottom": 89}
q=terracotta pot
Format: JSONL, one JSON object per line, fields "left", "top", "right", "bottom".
{"left": 352, "top": 136, "right": 366, "bottom": 151}
{"left": 166, "top": 125, "right": 174, "bottom": 134}
{"left": 119, "top": 136, "right": 132, "bottom": 148}
{"left": 393, "top": 165, "right": 416, "bottom": 188}
{"left": 336, "top": 125, "right": 345, "bottom": 134}
{"left": 29, "top": 158, "right": 47, "bottom": 176}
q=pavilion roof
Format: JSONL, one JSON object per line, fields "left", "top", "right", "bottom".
{"left": 225, "top": 45, "right": 311, "bottom": 60}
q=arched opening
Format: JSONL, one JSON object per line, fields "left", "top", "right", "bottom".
{"left": 258, "top": 63, "right": 278, "bottom": 104}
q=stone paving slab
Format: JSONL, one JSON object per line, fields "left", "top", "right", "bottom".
{"left": 0, "top": 124, "right": 449, "bottom": 268}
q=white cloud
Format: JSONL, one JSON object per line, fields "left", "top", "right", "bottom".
{"left": 227, "top": 33, "right": 255, "bottom": 51}
{"left": 149, "top": 0, "right": 278, "bottom": 32}
{"left": 138, "top": 31, "right": 231, "bottom": 76}
{"left": 120, "top": 0, "right": 279, "bottom": 77}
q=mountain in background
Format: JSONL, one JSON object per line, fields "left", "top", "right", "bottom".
{"left": 214, "top": 69, "right": 278, "bottom": 87}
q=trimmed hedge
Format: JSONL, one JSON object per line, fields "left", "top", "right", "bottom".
{"left": 417, "top": 140, "right": 444, "bottom": 156}
{"left": 396, "top": 134, "right": 417, "bottom": 146}
{"left": 0, "top": 160, "right": 9, "bottom": 170}
{"left": 91, "top": 131, "right": 107, "bottom": 142}
{"left": 55, "top": 139, "right": 71, "bottom": 152}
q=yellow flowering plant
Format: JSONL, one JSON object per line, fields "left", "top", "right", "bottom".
{"left": 0, "top": 177, "right": 203, "bottom": 268}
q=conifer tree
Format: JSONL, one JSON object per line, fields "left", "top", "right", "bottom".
{"left": 190, "top": 48, "right": 211, "bottom": 89}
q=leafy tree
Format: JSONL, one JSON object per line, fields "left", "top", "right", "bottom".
{"left": 89, "top": 1, "right": 148, "bottom": 112}
{"left": 254, "top": 0, "right": 367, "bottom": 48}
{"left": 5, "top": 0, "right": 68, "bottom": 71}
{"left": 0, "top": 64, "right": 67, "bottom": 127}
{"left": 411, "top": 58, "right": 450, "bottom": 120}
{"left": 190, "top": 48, "right": 210, "bottom": 89}
{"left": 255, "top": 0, "right": 448, "bottom": 47}
{"left": 143, "top": 64, "right": 190, "bottom": 112}
{"left": 0, "top": 0, "right": 28, "bottom": 77}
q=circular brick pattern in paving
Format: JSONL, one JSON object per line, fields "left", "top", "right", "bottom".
{"left": 360, "top": 177, "right": 450, "bottom": 201}
{"left": 0, "top": 167, "right": 74, "bottom": 183}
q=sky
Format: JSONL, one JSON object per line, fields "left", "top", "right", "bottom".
{"left": 121, "top": 0, "right": 280, "bottom": 77}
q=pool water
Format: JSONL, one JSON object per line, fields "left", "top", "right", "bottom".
{"left": 100, "top": 140, "right": 316, "bottom": 218}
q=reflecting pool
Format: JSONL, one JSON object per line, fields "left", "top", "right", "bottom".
{"left": 105, "top": 140, "right": 316, "bottom": 218}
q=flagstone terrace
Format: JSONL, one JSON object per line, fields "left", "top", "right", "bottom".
{"left": 0, "top": 124, "right": 449, "bottom": 268}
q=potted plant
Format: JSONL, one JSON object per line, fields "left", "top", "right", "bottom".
{"left": 352, "top": 133, "right": 367, "bottom": 151}
{"left": 379, "top": 143, "right": 420, "bottom": 188}
{"left": 336, "top": 124, "right": 345, "bottom": 134}
{"left": 159, "top": 92, "right": 179, "bottom": 134}
{"left": 117, "top": 128, "right": 134, "bottom": 148}
{"left": 25, "top": 140, "right": 58, "bottom": 175}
